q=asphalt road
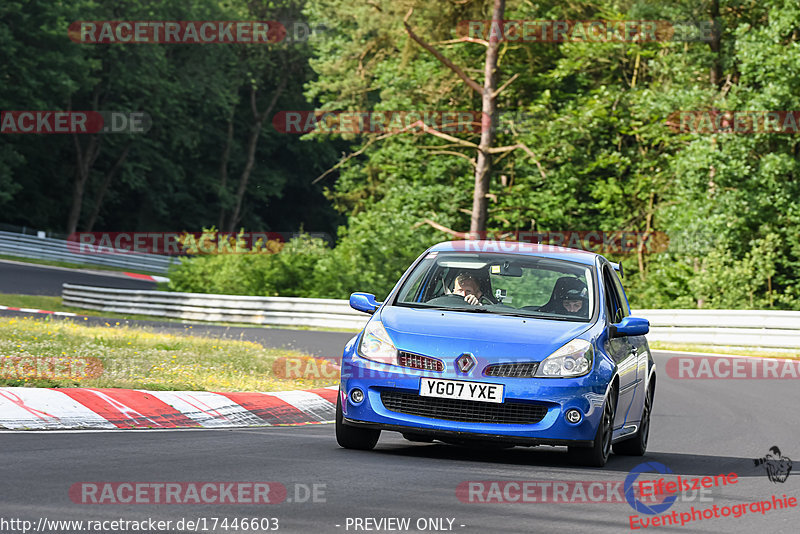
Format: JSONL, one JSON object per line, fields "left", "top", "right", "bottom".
{"left": 2, "top": 351, "right": 798, "bottom": 534}
{"left": 0, "top": 259, "right": 156, "bottom": 295}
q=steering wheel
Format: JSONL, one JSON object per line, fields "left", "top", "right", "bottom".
{"left": 426, "top": 294, "right": 490, "bottom": 307}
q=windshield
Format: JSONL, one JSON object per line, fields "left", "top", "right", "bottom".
{"left": 394, "top": 251, "right": 595, "bottom": 321}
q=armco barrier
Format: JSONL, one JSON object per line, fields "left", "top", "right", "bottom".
{"left": 0, "top": 230, "right": 178, "bottom": 274}
{"left": 62, "top": 284, "right": 368, "bottom": 330}
{"left": 632, "top": 309, "right": 800, "bottom": 349}
{"left": 60, "top": 284, "right": 800, "bottom": 347}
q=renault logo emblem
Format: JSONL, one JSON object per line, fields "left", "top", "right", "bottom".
{"left": 456, "top": 353, "right": 476, "bottom": 373}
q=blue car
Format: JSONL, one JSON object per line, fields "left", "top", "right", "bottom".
{"left": 336, "top": 241, "right": 655, "bottom": 467}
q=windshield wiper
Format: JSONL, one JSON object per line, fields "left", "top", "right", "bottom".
{"left": 413, "top": 305, "right": 491, "bottom": 313}
{"left": 398, "top": 303, "right": 577, "bottom": 319}
{"left": 400, "top": 304, "right": 455, "bottom": 310}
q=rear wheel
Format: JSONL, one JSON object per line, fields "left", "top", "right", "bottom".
{"left": 613, "top": 386, "right": 653, "bottom": 456}
{"left": 335, "top": 394, "right": 380, "bottom": 450}
{"left": 569, "top": 389, "right": 615, "bottom": 467}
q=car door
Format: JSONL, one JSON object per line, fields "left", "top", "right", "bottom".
{"left": 609, "top": 268, "right": 650, "bottom": 423}
{"left": 601, "top": 264, "right": 637, "bottom": 429}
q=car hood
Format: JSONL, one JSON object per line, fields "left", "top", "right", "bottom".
{"left": 379, "top": 305, "right": 591, "bottom": 362}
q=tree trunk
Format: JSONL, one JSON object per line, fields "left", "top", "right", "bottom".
{"left": 225, "top": 78, "right": 287, "bottom": 232}
{"left": 469, "top": 0, "right": 504, "bottom": 235}
{"left": 67, "top": 133, "right": 101, "bottom": 235}
{"left": 218, "top": 112, "right": 235, "bottom": 230}
{"left": 709, "top": 0, "right": 723, "bottom": 86}
{"left": 86, "top": 143, "right": 131, "bottom": 231}
{"left": 637, "top": 192, "right": 654, "bottom": 281}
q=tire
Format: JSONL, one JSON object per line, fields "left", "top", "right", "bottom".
{"left": 613, "top": 385, "right": 653, "bottom": 456}
{"left": 335, "top": 394, "right": 380, "bottom": 450}
{"left": 569, "top": 389, "right": 616, "bottom": 467}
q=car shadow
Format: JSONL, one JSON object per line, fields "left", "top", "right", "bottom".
{"left": 372, "top": 440, "right": 767, "bottom": 478}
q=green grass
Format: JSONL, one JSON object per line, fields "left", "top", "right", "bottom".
{"left": 649, "top": 341, "right": 800, "bottom": 359}
{"left": 0, "top": 253, "right": 166, "bottom": 276}
{"left": 0, "top": 316, "right": 337, "bottom": 391}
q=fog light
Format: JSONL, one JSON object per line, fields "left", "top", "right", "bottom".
{"left": 350, "top": 388, "right": 364, "bottom": 403}
{"left": 565, "top": 409, "right": 582, "bottom": 423}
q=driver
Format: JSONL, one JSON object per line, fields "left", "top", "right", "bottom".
{"left": 452, "top": 272, "right": 483, "bottom": 306}
{"left": 560, "top": 287, "right": 587, "bottom": 316}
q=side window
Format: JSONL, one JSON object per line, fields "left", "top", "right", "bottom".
{"left": 602, "top": 267, "right": 624, "bottom": 323}
{"left": 610, "top": 269, "right": 630, "bottom": 318}
{"left": 405, "top": 271, "right": 426, "bottom": 302}
{"left": 396, "top": 258, "right": 433, "bottom": 302}
{"left": 423, "top": 267, "right": 448, "bottom": 301}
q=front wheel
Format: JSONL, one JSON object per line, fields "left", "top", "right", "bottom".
{"left": 569, "top": 389, "right": 615, "bottom": 467}
{"left": 335, "top": 393, "right": 380, "bottom": 450}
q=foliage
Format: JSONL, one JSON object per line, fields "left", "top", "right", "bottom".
{"left": 0, "top": 0, "right": 342, "bottom": 235}
{"left": 168, "top": 230, "right": 332, "bottom": 298}
{"left": 2, "top": 0, "right": 799, "bottom": 309}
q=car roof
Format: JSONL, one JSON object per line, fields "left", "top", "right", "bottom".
{"left": 429, "top": 240, "right": 600, "bottom": 266}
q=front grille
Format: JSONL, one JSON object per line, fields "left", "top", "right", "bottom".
{"left": 485, "top": 362, "right": 539, "bottom": 378}
{"left": 380, "top": 391, "right": 547, "bottom": 424}
{"left": 398, "top": 351, "right": 444, "bottom": 372}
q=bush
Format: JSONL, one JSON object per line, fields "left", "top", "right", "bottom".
{"left": 168, "top": 232, "right": 331, "bottom": 297}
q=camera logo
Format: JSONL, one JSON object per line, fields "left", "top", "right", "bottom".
{"left": 753, "top": 446, "right": 792, "bottom": 483}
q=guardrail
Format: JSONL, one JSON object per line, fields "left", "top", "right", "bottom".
{"left": 62, "top": 284, "right": 800, "bottom": 348}
{"left": 62, "top": 284, "right": 368, "bottom": 330}
{"left": 0, "top": 230, "right": 178, "bottom": 274}
{"left": 61, "top": 284, "right": 800, "bottom": 347}
{"left": 632, "top": 309, "right": 800, "bottom": 349}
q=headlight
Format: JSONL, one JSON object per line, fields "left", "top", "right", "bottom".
{"left": 535, "top": 339, "right": 593, "bottom": 377}
{"left": 357, "top": 319, "right": 399, "bottom": 365}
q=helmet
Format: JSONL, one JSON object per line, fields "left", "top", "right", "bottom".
{"left": 561, "top": 286, "right": 588, "bottom": 301}
{"left": 555, "top": 278, "right": 588, "bottom": 301}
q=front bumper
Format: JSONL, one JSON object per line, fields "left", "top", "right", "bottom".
{"left": 340, "top": 349, "right": 612, "bottom": 448}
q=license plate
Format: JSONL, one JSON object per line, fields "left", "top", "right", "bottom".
{"left": 419, "top": 377, "right": 504, "bottom": 404}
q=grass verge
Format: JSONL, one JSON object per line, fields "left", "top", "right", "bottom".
{"left": 0, "top": 316, "right": 337, "bottom": 391}
{"left": 649, "top": 341, "right": 799, "bottom": 359}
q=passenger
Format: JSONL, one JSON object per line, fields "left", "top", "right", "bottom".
{"left": 559, "top": 288, "right": 587, "bottom": 316}
{"left": 540, "top": 277, "right": 589, "bottom": 316}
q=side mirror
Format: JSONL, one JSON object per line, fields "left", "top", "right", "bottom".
{"left": 611, "top": 316, "right": 649, "bottom": 337}
{"left": 350, "top": 292, "right": 381, "bottom": 315}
